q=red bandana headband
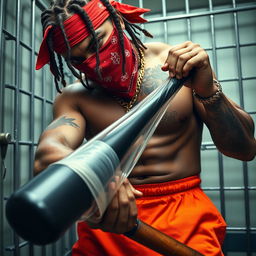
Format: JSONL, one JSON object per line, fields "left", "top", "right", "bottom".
{"left": 36, "top": 0, "right": 150, "bottom": 70}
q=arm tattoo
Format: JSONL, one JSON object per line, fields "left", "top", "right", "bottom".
{"left": 141, "top": 64, "right": 168, "bottom": 96}
{"left": 45, "top": 116, "right": 80, "bottom": 131}
{"left": 204, "top": 96, "right": 253, "bottom": 154}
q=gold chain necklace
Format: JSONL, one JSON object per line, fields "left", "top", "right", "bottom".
{"left": 114, "top": 49, "right": 145, "bottom": 112}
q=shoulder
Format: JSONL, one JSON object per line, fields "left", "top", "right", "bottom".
{"left": 53, "top": 80, "right": 115, "bottom": 117}
{"left": 55, "top": 81, "right": 86, "bottom": 100}
{"left": 53, "top": 81, "right": 90, "bottom": 112}
{"left": 144, "top": 42, "right": 172, "bottom": 61}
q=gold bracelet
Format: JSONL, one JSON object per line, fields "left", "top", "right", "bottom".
{"left": 193, "top": 79, "right": 222, "bottom": 105}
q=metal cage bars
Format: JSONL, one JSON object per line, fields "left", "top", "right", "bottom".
{"left": 143, "top": 0, "right": 256, "bottom": 254}
{"left": 0, "top": 0, "right": 76, "bottom": 255}
{"left": 0, "top": 0, "right": 255, "bottom": 255}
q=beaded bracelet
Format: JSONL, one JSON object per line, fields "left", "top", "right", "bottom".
{"left": 193, "top": 79, "right": 223, "bottom": 105}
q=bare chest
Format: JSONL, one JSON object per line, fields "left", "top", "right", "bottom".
{"left": 82, "top": 64, "right": 194, "bottom": 140}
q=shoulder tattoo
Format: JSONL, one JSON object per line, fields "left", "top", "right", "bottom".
{"left": 45, "top": 116, "right": 80, "bottom": 131}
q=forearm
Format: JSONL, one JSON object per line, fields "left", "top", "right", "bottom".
{"left": 195, "top": 92, "right": 256, "bottom": 161}
{"left": 34, "top": 139, "right": 74, "bottom": 175}
{"left": 160, "top": 41, "right": 256, "bottom": 160}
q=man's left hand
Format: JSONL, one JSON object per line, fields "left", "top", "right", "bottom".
{"left": 161, "top": 41, "right": 217, "bottom": 97}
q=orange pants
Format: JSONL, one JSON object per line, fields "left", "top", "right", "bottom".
{"left": 72, "top": 175, "right": 226, "bottom": 256}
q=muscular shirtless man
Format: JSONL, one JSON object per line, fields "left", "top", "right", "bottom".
{"left": 34, "top": 0, "right": 256, "bottom": 255}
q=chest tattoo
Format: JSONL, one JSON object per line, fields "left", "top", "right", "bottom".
{"left": 140, "top": 64, "right": 169, "bottom": 96}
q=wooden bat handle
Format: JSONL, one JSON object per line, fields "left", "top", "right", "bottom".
{"left": 126, "top": 220, "right": 204, "bottom": 256}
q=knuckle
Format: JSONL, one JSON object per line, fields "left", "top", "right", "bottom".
{"left": 183, "top": 65, "right": 188, "bottom": 72}
{"left": 199, "top": 51, "right": 209, "bottom": 62}
{"left": 123, "top": 178, "right": 129, "bottom": 185}
{"left": 185, "top": 61, "right": 192, "bottom": 68}
{"left": 120, "top": 199, "right": 129, "bottom": 208}
{"left": 172, "top": 51, "right": 179, "bottom": 58}
{"left": 109, "top": 203, "right": 119, "bottom": 212}
{"left": 203, "top": 52, "right": 209, "bottom": 59}
{"left": 169, "top": 48, "right": 175, "bottom": 54}
{"left": 203, "top": 60, "right": 209, "bottom": 66}
{"left": 127, "top": 193, "right": 135, "bottom": 201}
{"left": 179, "top": 55, "right": 186, "bottom": 61}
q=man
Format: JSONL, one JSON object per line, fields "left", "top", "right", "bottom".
{"left": 34, "top": 0, "right": 256, "bottom": 255}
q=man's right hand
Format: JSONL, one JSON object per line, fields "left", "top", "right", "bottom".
{"left": 86, "top": 178, "right": 143, "bottom": 234}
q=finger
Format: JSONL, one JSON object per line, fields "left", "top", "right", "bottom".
{"left": 163, "top": 43, "right": 195, "bottom": 77}
{"left": 112, "top": 175, "right": 120, "bottom": 188}
{"left": 107, "top": 176, "right": 120, "bottom": 201}
{"left": 95, "top": 179, "right": 119, "bottom": 231}
{"left": 161, "top": 62, "right": 169, "bottom": 71}
{"left": 133, "top": 188, "right": 143, "bottom": 198}
{"left": 162, "top": 43, "right": 190, "bottom": 75}
{"left": 100, "top": 191, "right": 120, "bottom": 232}
{"left": 128, "top": 182, "right": 143, "bottom": 198}
{"left": 183, "top": 51, "right": 209, "bottom": 77}
{"left": 168, "top": 41, "right": 192, "bottom": 52}
{"left": 175, "top": 48, "right": 201, "bottom": 79}
{"left": 169, "top": 46, "right": 195, "bottom": 78}
{"left": 114, "top": 183, "right": 130, "bottom": 233}
{"left": 124, "top": 182, "right": 138, "bottom": 231}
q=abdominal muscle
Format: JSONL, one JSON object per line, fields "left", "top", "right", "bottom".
{"left": 128, "top": 115, "right": 202, "bottom": 185}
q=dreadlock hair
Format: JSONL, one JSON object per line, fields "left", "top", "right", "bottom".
{"left": 41, "top": 0, "right": 153, "bottom": 93}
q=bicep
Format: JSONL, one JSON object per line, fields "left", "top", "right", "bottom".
{"left": 41, "top": 113, "right": 86, "bottom": 149}
{"left": 39, "top": 93, "right": 86, "bottom": 150}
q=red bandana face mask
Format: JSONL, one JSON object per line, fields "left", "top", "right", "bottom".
{"left": 35, "top": 0, "right": 151, "bottom": 98}
{"left": 73, "top": 25, "right": 139, "bottom": 99}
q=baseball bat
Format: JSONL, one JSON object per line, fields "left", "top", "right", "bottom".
{"left": 5, "top": 78, "right": 203, "bottom": 255}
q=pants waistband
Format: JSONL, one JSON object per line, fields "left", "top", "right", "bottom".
{"left": 133, "top": 175, "right": 201, "bottom": 196}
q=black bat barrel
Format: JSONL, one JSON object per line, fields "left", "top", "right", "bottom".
{"left": 6, "top": 141, "right": 120, "bottom": 245}
{"left": 6, "top": 165, "right": 93, "bottom": 245}
{"left": 5, "top": 78, "right": 185, "bottom": 245}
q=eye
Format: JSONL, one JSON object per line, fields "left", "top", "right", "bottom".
{"left": 88, "top": 36, "right": 103, "bottom": 53}
{"left": 69, "top": 56, "right": 86, "bottom": 65}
